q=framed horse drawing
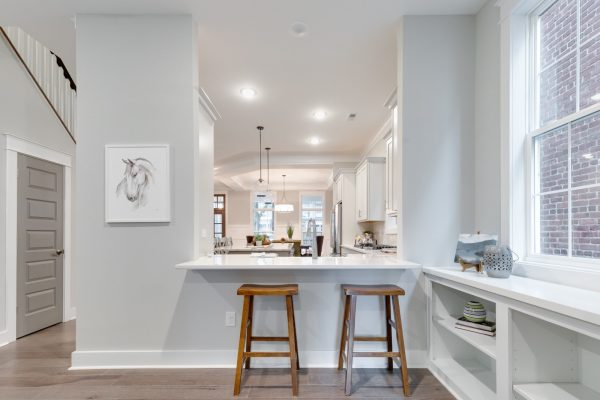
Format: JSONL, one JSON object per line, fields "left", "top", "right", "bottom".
{"left": 105, "top": 144, "right": 170, "bottom": 223}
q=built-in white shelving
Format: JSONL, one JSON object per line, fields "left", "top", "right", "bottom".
{"left": 434, "top": 315, "right": 496, "bottom": 359}
{"left": 426, "top": 266, "right": 600, "bottom": 400}
{"left": 429, "top": 281, "right": 497, "bottom": 400}
{"left": 514, "top": 383, "right": 600, "bottom": 400}
{"left": 431, "top": 358, "right": 496, "bottom": 400}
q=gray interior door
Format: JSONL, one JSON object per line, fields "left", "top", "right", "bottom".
{"left": 17, "top": 154, "right": 64, "bottom": 338}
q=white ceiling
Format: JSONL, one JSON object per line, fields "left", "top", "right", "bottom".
{"left": 0, "top": 0, "right": 487, "bottom": 190}
{"left": 228, "top": 168, "right": 333, "bottom": 192}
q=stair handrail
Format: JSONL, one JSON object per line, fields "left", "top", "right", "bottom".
{"left": 0, "top": 26, "right": 76, "bottom": 144}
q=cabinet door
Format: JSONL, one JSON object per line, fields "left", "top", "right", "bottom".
{"left": 356, "top": 164, "right": 367, "bottom": 221}
{"left": 386, "top": 137, "right": 394, "bottom": 212}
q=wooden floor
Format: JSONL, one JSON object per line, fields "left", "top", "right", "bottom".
{"left": 0, "top": 321, "right": 455, "bottom": 399}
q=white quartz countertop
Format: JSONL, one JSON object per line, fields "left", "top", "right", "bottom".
{"left": 424, "top": 265, "right": 600, "bottom": 326}
{"left": 341, "top": 244, "right": 396, "bottom": 255}
{"left": 176, "top": 254, "right": 420, "bottom": 270}
{"left": 228, "top": 243, "right": 292, "bottom": 252}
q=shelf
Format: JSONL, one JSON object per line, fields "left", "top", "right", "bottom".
{"left": 514, "top": 383, "right": 600, "bottom": 400}
{"left": 434, "top": 316, "right": 496, "bottom": 359}
{"left": 431, "top": 357, "right": 495, "bottom": 400}
{"left": 424, "top": 266, "right": 600, "bottom": 327}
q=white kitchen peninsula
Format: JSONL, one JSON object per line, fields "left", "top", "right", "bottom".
{"left": 167, "top": 255, "right": 427, "bottom": 369}
{"left": 176, "top": 254, "right": 418, "bottom": 270}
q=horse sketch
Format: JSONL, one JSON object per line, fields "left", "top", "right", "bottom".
{"left": 116, "top": 158, "right": 155, "bottom": 208}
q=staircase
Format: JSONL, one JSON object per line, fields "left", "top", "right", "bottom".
{"left": 0, "top": 26, "right": 76, "bottom": 142}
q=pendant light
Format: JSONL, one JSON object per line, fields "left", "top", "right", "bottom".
{"left": 275, "top": 174, "right": 294, "bottom": 213}
{"left": 254, "top": 126, "right": 267, "bottom": 192}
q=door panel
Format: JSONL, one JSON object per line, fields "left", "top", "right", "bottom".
{"left": 26, "top": 260, "right": 57, "bottom": 281}
{"left": 28, "top": 199, "right": 57, "bottom": 220}
{"left": 17, "top": 154, "right": 64, "bottom": 338}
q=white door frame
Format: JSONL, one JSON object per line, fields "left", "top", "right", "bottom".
{"left": 1, "top": 134, "right": 74, "bottom": 346}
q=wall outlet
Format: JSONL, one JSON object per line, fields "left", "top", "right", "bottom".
{"left": 225, "top": 311, "right": 236, "bottom": 327}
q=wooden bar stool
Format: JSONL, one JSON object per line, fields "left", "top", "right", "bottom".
{"left": 233, "top": 284, "right": 300, "bottom": 396}
{"left": 337, "top": 284, "right": 410, "bottom": 396}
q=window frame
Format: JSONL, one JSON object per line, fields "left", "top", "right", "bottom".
{"left": 526, "top": 0, "right": 600, "bottom": 267}
{"left": 252, "top": 191, "right": 275, "bottom": 238}
{"left": 298, "top": 191, "right": 325, "bottom": 245}
{"left": 213, "top": 194, "right": 226, "bottom": 238}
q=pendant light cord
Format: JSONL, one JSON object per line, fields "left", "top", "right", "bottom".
{"left": 266, "top": 147, "right": 271, "bottom": 186}
{"left": 257, "top": 126, "right": 264, "bottom": 183}
{"left": 282, "top": 174, "right": 288, "bottom": 202}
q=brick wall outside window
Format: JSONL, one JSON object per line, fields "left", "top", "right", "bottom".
{"left": 536, "top": 111, "right": 600, "bottom": 259}
{"left": 535, "top": 0, "right": 600, "bottom": 260}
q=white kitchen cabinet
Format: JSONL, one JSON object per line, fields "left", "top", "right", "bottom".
{"left": 355, "top": 157, "right": 385, "bottom": 222}
{"left": 385, "top": 135, "right": 397, "bottom": 215}
{"left": 332, "top": 169, "right": 362, "bottom": 246}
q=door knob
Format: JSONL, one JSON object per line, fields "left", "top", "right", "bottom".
{"left": 55, "top": 249, "right": 64, "bottom": 256}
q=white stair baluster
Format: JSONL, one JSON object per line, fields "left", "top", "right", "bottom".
{"left": 2, "top": 26, "right": 75, "bottom": 139}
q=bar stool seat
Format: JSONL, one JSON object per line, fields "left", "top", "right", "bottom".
{"left": 237, "top": 284, "right": 298, "bottom": 296}
{"left": 342, "top": 284, "right": 405, "bottom": 296}
{"left": 233, "top": 284, "right": 300, "bottom": 396}
{"left": 338, "top": 284, "right": 410, "bottom": 396}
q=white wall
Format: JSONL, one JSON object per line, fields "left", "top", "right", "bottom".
{"left": 74, "top": 15, "right": 205, "bottom": 352}
{"left": 400, "top": 15, "right": 476, "bottom": 268}
{"left": 394, "top": 15, "right": 477, "bottom": 367}
{"left": 475, "top": 0, "right": 502, "bottom": 236}
{"left": 0, "top": 35, "right": 76, "bottom": 340}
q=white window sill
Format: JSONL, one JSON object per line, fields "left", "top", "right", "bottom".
{"left": 520, "top": 255, "right": 600, "bottom": 273}
{"left": 514, "top": 257, "right": 600, "bottom": 292}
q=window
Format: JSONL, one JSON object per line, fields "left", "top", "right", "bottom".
{"left": 300, "top": 193, "right": 324, "bottom": 245}
{"left": 213, "top": 194, "right": 226, "bottom": 239}
{"left": 253, "top": 192, "right": 275, "bottom": 238}
{"left": 530, "top": 0, "right": 600, "bottom": 260}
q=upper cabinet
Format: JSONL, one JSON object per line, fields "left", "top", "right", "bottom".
{"left": 385, "top": 135, "right": 397, "bottom": 215}
{"left": 333, "top": 169, "right": 362, "bottom": 245}
{"left": 355, "top": 157, "right": 385, "bottom": 222}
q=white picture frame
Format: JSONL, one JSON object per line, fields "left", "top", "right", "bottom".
{"left": 105, "top": 144, "right": 171, "bottom": 223}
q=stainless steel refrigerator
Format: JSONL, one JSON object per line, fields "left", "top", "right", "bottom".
{"left": 330, "top": 201, "right": 342, "bottom": 256}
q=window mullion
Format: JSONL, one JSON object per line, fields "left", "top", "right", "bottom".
{"left": 568, "top": 122, "right": 573, "bottom": 257}
{"left": 576, "top": 0, "right": 581, "bottom": 113}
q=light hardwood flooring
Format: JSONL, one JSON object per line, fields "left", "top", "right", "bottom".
{"left": 0, "top": 321, "right": 455, "bottom": 399}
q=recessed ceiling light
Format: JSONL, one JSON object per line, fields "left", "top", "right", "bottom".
{"left": 308, "top": 137, "right": 321, "bottom": 145}
{"left": 592, "top": 93, "right": 600, "bottom": 101}
{"left": 240, "top": 87, "right": 257, "bottom": 99}
{"left": 312, "top": 110, "right": 328, "bottom": 120}
{"left": 290, "top": 22, "right": 308, "bottom": 38}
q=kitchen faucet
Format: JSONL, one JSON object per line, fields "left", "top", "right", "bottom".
{"left": 307, "top": 218, "right": 318, "bottom": 259}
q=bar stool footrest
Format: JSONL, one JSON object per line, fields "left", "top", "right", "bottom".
{"left": 354, "top": 336, "right": 387, "bottom": 342}
{"left": 353, "top": 351, "right": 402, "bottom": 358}
{"left": 250, "top": 336, "right": 289, "bottom": 342}
{"left": 244, "top": 351, "right": 291, "bottom": 358}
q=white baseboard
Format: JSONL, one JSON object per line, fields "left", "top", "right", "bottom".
{"left": 71, "top": 349, "right": 427, "bottom": 370}
{"left": 0, "top": 329, "right": 14, "bottom": 348}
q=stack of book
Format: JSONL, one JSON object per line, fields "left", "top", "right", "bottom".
{"left": 455, "top": 316, "right": 496, "bottom": 337}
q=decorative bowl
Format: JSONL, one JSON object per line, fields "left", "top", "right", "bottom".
{"left": 463, "top": 301, "right": 486, "bottom": 323}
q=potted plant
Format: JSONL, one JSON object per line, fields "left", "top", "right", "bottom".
{"left": 286, "top": 224, "right": 294, "bottom": 240}
{"left": 254, "top": 234, "right": 265, "bottom": 246}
